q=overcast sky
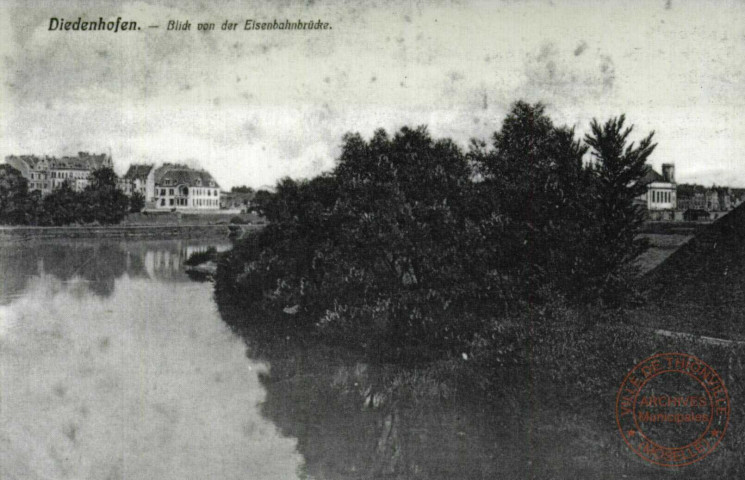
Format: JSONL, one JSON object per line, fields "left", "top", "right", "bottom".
{"left": 2, "top": 0, "right": 745, "bottom": 189}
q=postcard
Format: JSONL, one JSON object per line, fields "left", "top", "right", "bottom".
{"left": 1, "top": 1, "right": 742, "bottom": 478}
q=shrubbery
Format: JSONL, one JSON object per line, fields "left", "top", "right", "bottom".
{"left": 216, "top": 101, "right": 657, "bottom": 361}
{"left": 0, "top": 166, "right": 131, "bottom": 226}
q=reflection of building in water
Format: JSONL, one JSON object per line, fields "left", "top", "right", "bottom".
{"left": 0, "top": 240, "right": 232, "bottom": 303}
{"left": 143, "top": 242, "right": 229, "bottom": 280}
{"left": 145, "top": 247, "right": 184, "bottom": 280}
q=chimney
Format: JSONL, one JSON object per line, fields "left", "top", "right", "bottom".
{"left": 662, "top": 163, "right": 675, "bottom": 183}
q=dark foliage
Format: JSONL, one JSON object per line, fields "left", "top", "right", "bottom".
{"left": 468, "top": 101, "right": 593, "bottom": 302}
{"left": 583, "top": 115, "right": 656, "bottom": 303}
{"left": 2, "top": 166, "right": 131, "bottom": 226}
{"left": 81, "top": 167, "right": 130, "bottom": 224}
{"left": 184, "top": 246, "right": 217, "bottom": 266}
{"left": 0, "top": 165, "right": 41, "bottom": 225}
{"left": 41, "top": 180, "right": 86, "bottom": 226}
{"left": 230, "top": 185, "right": 255, "bottom": 194}
{"left": 216, "top": 102, "right": 655, "bottom": 359}
{"left": 248, "top": 189, "right": 274, "bottom": 216}
{"left": 129, "top": 191, "right": 146, "bottom": 213}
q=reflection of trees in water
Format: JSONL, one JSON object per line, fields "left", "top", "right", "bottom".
{"left": 0, "top": 240, "right": 229, "bottom": 302}
{"left": 0, "top": 242, "right": 139, "bottom": 300}
{"left": 217, "top": 305, "right": 511, "bottom": 479}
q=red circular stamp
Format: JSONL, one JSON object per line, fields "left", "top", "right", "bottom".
{"left": 615, "top": 352, "right": 730, "bottom": 467}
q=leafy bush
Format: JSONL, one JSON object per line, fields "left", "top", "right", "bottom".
{"left": 216, "top": 102, "right": 656, "bottom": 361}
{"left": 2, "top": 166, "right": 131, "bottom": 226}
{"left": 129, "top": 191, "right": 146, "bottom": 213}
{"left": 0, "top": 165, "right": 42, "bottom": 225}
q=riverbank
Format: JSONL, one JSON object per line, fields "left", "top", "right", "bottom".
{"left": 0, "top": 209, "right": 267, "bottom": 241}
{"left": 0, "top": 224, "right": 263, "bottom": 241}
{"left": 120, "top": 211, "right": 265, "bottom": 226}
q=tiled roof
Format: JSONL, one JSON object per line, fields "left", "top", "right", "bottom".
{"left": 6, "top": 153, "right": 110, "bottom": 171}
{"left": 124, "top": 164, "right": 154, "bottom": 180}
{"left": 154, "top": 164, "right": 220, "bottom": 188}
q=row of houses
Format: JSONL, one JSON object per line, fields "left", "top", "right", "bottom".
{"left": 5, "top": 152, "right": 113, "bottom": 194}
{"left": 639, "top": 163, "right": 745, "bottom": 221}
{"left": 4, "top": 153, "right": 223, "bottom": 212}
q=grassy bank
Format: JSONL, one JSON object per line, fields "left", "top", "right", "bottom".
{"left": 0, "top": 208, "right": 267, "bottom": 241}
{"left": 0, "top": 211, "right": 266, "bottom": 240}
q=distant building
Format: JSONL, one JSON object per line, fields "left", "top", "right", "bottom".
{"left": 5, "top": 152, "right": 112, "bottom": 195}
{"left": 120, "top": 164, "right": 155, "bottom": 200}
{"left": 675, "top": 184, "right": 744, "bottom": 222}
{"left": 638, "top": 163, "right": 676, "bottom": 220}
{"left": 691, "top": 192, "right": 706, "bottom": 210}
{"left": 152, "top": 163, "right": 221, "bottom": 210}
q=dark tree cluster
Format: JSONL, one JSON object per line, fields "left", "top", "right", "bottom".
{"left": 0, "top": 165, "right": 132, "bottom": 226}
{"left": 215, "top": 101, "right": 656, "bottom": 358}
{"left": 0, "top": 164, "right": 42, "bottom": 225}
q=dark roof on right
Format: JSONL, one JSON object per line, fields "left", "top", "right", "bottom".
{"left": 642, "top": 202, "right": 745, "bottom": 339}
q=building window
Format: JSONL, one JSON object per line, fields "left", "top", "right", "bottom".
{"left": 160, "top": 199, "right": 165, "bottom": 206}
{"left": 169, "top": 189, "right": 174, "bottom": 195}
{"left": 169, "top": 199, "right": 174, "bottom": 206}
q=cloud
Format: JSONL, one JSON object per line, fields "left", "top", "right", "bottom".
{"left": 4, "top": 0, "right": 745, "bottom": 187}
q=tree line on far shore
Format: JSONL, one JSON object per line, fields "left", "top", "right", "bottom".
{"left": 0, "top": 166, "right": 143, "bottom": 226}
{"left": 217, "top": 101, "right": 657, "bottom": 360}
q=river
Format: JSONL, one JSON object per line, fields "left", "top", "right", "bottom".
{"left": 0, "top": 238, "right": 518, "bottom": 480}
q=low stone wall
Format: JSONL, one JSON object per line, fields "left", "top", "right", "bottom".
{"left": 0, "top": 224, "right": 256, "bottom": 240}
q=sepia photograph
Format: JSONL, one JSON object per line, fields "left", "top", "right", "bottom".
{"left": 0, "top": 0, "right": 743, "bottom": 478}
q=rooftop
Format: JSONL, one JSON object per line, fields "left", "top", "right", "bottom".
{"left": 123, "top": 164, "right": 154, "bottom": 181}
{"left": 154, "top": 164, "right": 219, "bottom": 189}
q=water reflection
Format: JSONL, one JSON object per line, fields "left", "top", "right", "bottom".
{"left": 0, "top": 239, "right": 303, "bottom": 479}
{"left": 0, "top": 239, "right": 231, "bottom": 303}
{"left": 218, "top": 306, "right": 521, "bottom": 480}
{"left": 2, "top": 239, "right": 639, "bottom": 479}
